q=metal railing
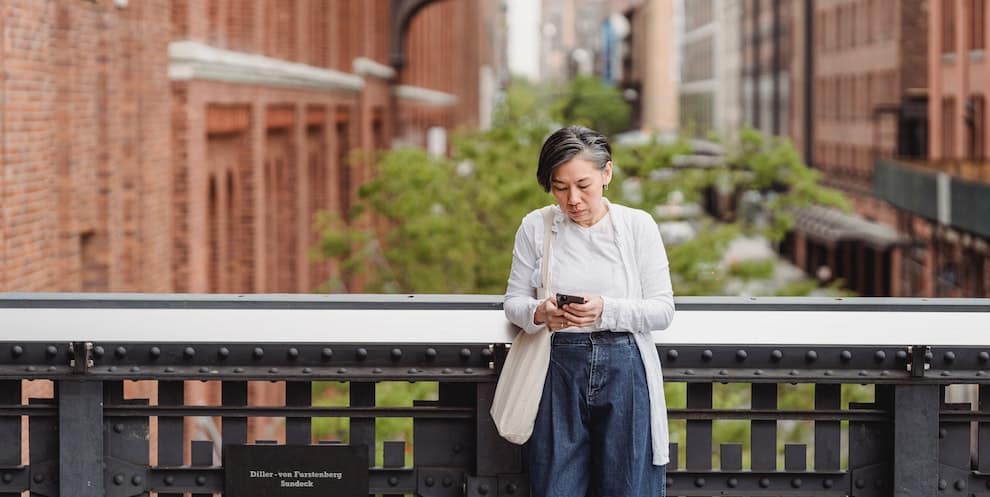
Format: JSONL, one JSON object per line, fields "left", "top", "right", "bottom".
{"left": 1, "top": 294, "right": 989, "bottom": 497}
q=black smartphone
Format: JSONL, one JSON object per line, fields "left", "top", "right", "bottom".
{"left": 556, "top": 293, "right": 586, "bottom": 307}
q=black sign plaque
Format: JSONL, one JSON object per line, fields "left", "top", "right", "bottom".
{"left": 224, "top": 445, "right": 368, "bottom": 497}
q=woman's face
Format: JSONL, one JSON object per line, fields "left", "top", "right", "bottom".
{"left": 550, "top": 156, "right": 612, "bottom": 227}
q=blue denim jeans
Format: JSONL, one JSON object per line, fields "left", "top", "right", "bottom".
{"left": 527, "top": 331, "right": 666, "bottom": 497}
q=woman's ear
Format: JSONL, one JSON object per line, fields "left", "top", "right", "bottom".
{"left": 603, "top": 161, "right": 613, "bottom": 184}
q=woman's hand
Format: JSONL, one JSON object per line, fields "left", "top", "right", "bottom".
{"left": 559, "top": 295, "right": 603, "bottom": 328}
{"left": 534, "top": 296, "right": 569, "bottom": 331}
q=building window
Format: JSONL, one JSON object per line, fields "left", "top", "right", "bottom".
{"left": 971, "top": 0, "right": 986, "bottom": 50}
{"left": 968, "top": 95, "right": 986, "bottom": 159}
{"left": 943, "top": 0, "right": 957, "bottom": 54}
{"left": 943, "top": 97, "right": 957, "bottom": 158}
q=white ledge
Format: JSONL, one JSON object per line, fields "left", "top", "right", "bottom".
{"left": 169, "top": 40, "right": 364, "bottom": 92}
{"left": 394, "top": 85, "right": 458, "bottom": 106}
{"left": 353, "top": 57, "right": 396, "bottom": 79}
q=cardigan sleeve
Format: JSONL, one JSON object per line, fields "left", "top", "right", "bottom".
{"left": 599, "top": 210, "right": 675, "bottom": 333}
{"left": 503, "top": 213, "right": 548, "bottom": 334}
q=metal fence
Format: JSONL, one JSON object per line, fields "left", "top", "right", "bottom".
{"left": 1, "top": 294, "right": 989, "bottom": 497}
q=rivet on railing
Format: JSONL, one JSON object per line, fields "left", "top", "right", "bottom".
{"left": 727, "top": 478, "right": 738, "bottom": 488}
{"left": 47, "top": 345, "right": 59, "bottom": 357}
{"left": 253, "top": 347, "right": 265, "bottom": 359}
{"left": 288, "top": 348, "right": 299, "bottom": 359}
{"left": 823, "top": 478, "right": 834, "bottom": 488}
{"left": 694, "top": 478, "right": 705, "bottom": 488}
{"left": 131, "top": 366, "right": 141, "bottom": 373}
{"left": 460, "top": 348, "right": 472, "bottom": 361}
{"left": 858, "top": 370, "right": 868, "bottom": 376}
{"left": 667, "top": 349, "right": 678, "bottom": 361}
{"left": 373, "top": 368, "right": 383, "bottom": 374}
{"left": 718, "top": 369, "right": 728, "bottom": 376}
{"left": 196, "top": 475, "right": 207, "bottom": 486}
{"left": 955, "top": 480, "right": 966, "bottom": 491}
{"left": 824, "top": 370, "right": 833, "bottom": 376}
{"left": 233, "top": 367, "right": 244, "bottom": 373}
{"left": 701, "top": 349, "right": 713, "bottom": 361}
{"left": 481, "top": 348, "right": 493, "bottom": 359}
{"left": 791, "top": 478, "right": 802, "bottom": 488}
{"left": 322, "top": 347, "right": 334, "bottom": 360}
{"left": 896, "top": 350, "right": 908, "bottom": 361}
{"left": 478, "top": 483, "right": 490, "bottom": 495}
{"left": 150, "top": 347, "right": 161, "bottom": 359}
{"left": 408, "top": 368, "right": 419, "bottom": 374}
{"left": 759, "top": 478, "right": 770, "bottom": 488}
{"left": 337, "top": 368, "right": 348, "bottom": 374}
{"left": 164, "top": 367, "right": 175, "bottom": 373}
{"left": 11, "top": 345, "right": 23, "bottom": 358}
{"left": 875, "top": 350, "right": 886, "bottom": 362}
{"left": 683, "top": 370, "right": 695, "bottom": 375}
{"left": 981, "top": 351, "right": 990, "bottom": 363}
{"left": 855, "top": 479, "right": 865, "bottom": 489}
{"left": 937, "top": 479, "right": 947, "bottom": 490}
{"left": 218, "top": 347, "right": 229, "bottom": 359}
{"left": 840, "top": 350, "right": 852, "bottom": 362}
{"left": 1, "top": 473, "right": 11, "bottom": 483}
{"left": 356, "top": 348, "right": 368, "bottom": 360}
{"left": 941, "top": 371, "right": 952, "bottom": 377}
{"left": 735, "top": 350, "right": 748, "bottom": 361}
{"left": 113, "top": 423, "right": 124, "bottom": 433}
{"left": 442, "top": 368, "right": 452, "bottom": 374}
{"left": 184, "top": 347, "right": 196, "bottom": 359}
{"left": 805, "top": 350, "right": 818, "bottom": 362}
{"left": 93, "top": 346, "right": 105, "bottom": 358}
{"left": 269, "top": 367, "right": 279, "bottom": 374}
{"left": 199, "top": 367, "right": 210, "bottom": 373}
{"left": 424, "top": 476, "right": 435, "bottom": 487}
{"left": 108, "top": 366, "right": 117, "bottom": 372}
{"left": 943, "top": 351, "right": 955, "bottom": 364}
{"left": 754, "top": 370, "right": 763, "bottom": 376}
{"left": 33, "top": 474, "right": 43, "bottom": 483}
{"left": 771, "top": 349, "right": 783, "bottom": 362}
{"left": 465, "top": 368, "right": 475, "bottom": 374}
{"left": 388, "top": 476, "right": 398, "bottom": 486}
{"left": 666, "top": 478, "right": 674, "bottom": 487}
{"left": 391, "top": 348, "right": 403, "bottom": 361}
{"left": 164, "top": 475, "right": 174, "bottom": 486}
{"left": 132, "top": 475, "right": 143, "bottom": 486}
{"left": 114, "top": 346, "right": 126, "bottom": 359}
{"left": 426, "top": 348, "right": 438, "bottom": 360}
{"left": 442, "top": 476, "right": 453, "bottom": 487}
{"left": 302, "top": 367, "right": 312, "bottom": 374}
{"left": 25, "top": 366, "right": 36, "bottom": 372}
{"left": 505, "top": 482, "right": 518, "bottom": 494}
{"left": 939, "top": 428, "right": 947, "bottom": 439}
{"left": 113, "top": 474, "right": 124, "bottom": 485}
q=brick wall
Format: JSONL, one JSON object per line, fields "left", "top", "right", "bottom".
{"left": 1, "top": 0, "right": 172, "bottom": 293}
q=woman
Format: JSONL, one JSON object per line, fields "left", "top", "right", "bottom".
{"left": 504, "top": 125, "right": 675, "bottom": 497}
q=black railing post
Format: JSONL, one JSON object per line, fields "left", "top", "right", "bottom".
{"left": 58, "top": 380, "right": 104, "bottom": 497}
{"left": 893, "top": 384, "right": 940, "bottom": 497}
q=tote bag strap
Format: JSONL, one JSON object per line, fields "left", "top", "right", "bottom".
{"left": 540, "top": 205, "right": 555, "bottom": 299}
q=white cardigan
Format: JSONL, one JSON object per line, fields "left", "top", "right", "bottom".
{"left": 504, "top": 199, "right": 676, "bottom": 466}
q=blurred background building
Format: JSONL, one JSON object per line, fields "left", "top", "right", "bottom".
{"left": 0, "top": 0, "right": 505, "bottom": 295}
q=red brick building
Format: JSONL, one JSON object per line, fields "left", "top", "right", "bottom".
{"left": 1, "top": 0, "right": 501, "bottom": 295}
{"left": 873, "top": 0, "right": 990, "bottom": 297}
{"left": 738, "top": 0, "right": 929, "bottom": 296}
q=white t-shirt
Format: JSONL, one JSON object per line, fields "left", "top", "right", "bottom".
{"left": 553, "top": 213, "right": 627, "bottom": 332}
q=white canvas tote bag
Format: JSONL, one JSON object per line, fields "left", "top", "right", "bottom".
{"left": 490, "top": 206, "right": 555, "bottom": 444}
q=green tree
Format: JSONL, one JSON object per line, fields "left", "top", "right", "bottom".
{"left": 550, "top": 75, "right": 632, "bottom": 136}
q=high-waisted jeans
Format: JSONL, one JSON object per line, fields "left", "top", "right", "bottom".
{"left": 527, "top": 331, "right": 665, "bottom": 497}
